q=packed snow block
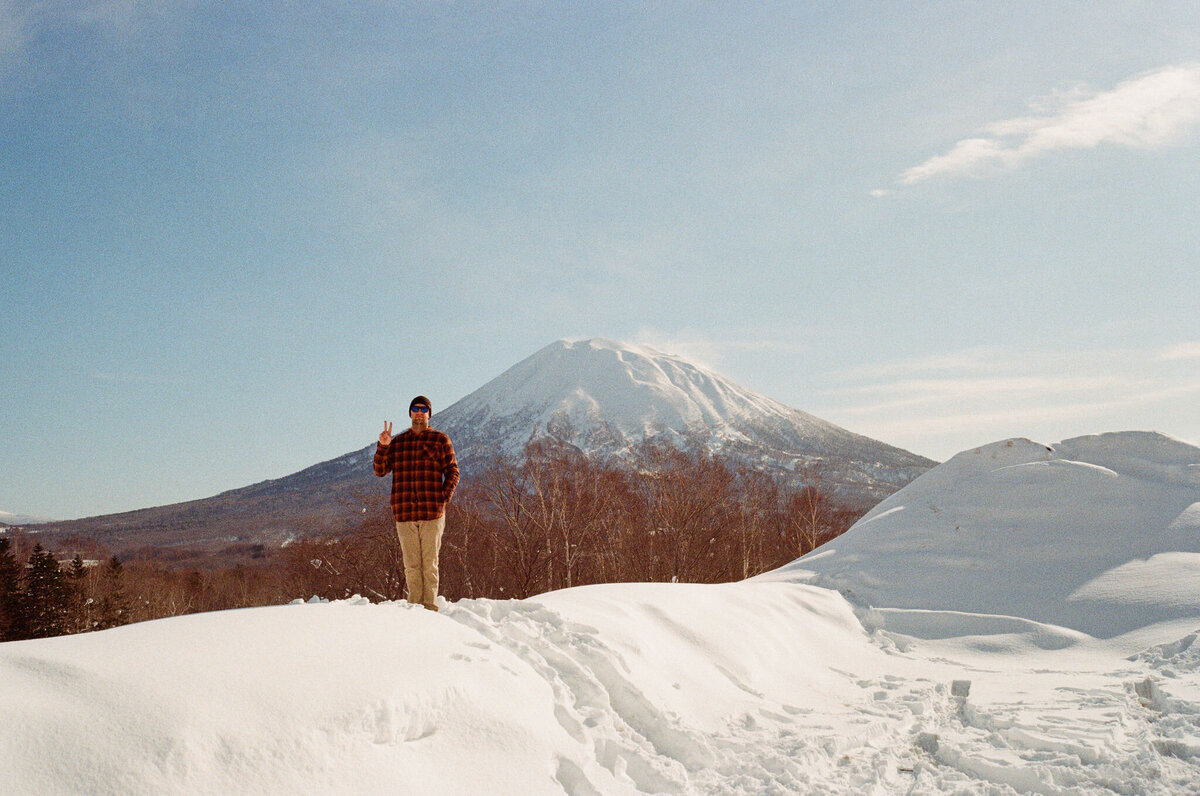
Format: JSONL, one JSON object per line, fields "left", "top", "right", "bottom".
{"left": 915, "top": 732, "right": 939, "bottom": 755}
{"left": 1134, "top": 677, "right": 1165, "bottom": 710}
{"left": 950, "top": 680, "right": 971, "bottom": 698}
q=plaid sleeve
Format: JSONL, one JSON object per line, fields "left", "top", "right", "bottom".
{"left": 441, "top": 436, "right": 460, "bottom": 501}
{"left": 373, "top": 441, "right": 391, "bottom": 476}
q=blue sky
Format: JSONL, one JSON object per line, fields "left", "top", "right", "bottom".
{"left": 3, "top": 2, "right": 1198, "bottom": 520}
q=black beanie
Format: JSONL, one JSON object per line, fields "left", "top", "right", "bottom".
{"left": 410, "top": 395, "right": 432, "bottom": 414}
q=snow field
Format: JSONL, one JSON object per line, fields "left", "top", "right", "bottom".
{"left": 890, "top": 630, "right": 1200, "bottom": 795}
{"left": 3, "top": 430, "right": 1199, "bottom": 794}
{"left": 5, "top": 585, "right": 1199, "bottom": 795}
{"left": 0, "top": 599, "right": 587, "bottom": 795}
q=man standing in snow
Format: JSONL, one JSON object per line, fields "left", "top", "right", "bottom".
{"left": 374, "top": 395, "right": 459, "bottom": 611}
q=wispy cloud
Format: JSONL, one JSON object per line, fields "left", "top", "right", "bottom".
{"left": 812, "top": 344, "right": 1200, "bottom": 459}
{"left": 92, "top": 371, "right": 187, "bottom": 387}
{"left": 632, "top": 327, "right": 810, "bottom": 372}
{"left": 0, "top": 1, "right": 187, "bottom": 60}
{"left": 830, "top": 347, "right": 1003, "bottom": 382}
{"left": 74, "top": 0, "right": 160, "bottom": 29}
{"left": 1159, "top": 341, "right": 1200, "bottom": 361}
{"left": 632, "top": 327, "right": 725, "bottom": 371}
{"left": 898, "top": 63, "right": 1200, "bottom": 185}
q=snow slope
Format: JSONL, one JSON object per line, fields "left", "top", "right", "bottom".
{"left": 2, "top": 431, "right": 1199, "bottom": 795}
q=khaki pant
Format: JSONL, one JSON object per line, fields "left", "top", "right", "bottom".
{"left": 395, "top": 516, "right": 445, "bottom": 611}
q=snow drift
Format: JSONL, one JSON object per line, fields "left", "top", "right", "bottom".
{"left": 2, "top": 431, "right": 1199, "bottom": 794}
{"left": 768, "top": 431, "right": 1200, "bottom": 639}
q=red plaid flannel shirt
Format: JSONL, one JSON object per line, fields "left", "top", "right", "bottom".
{"left": 374, "top": 428, "right": 460, "bottom": 522}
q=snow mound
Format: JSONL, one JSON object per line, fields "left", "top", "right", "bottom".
{"left": 766, "top": 431, "right": 1200, "bottom": 638}
{"left": 5, "top": 584, "right": 1200, "bottom": 794}
{"left": 0, "top": 584, "right": 918, "bottom": 795}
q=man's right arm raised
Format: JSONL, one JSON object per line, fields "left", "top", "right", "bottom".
{"left": 373, "top": 421, "right": 393, "bottom": 477}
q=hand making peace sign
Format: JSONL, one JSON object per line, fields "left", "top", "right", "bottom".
{"left": 379, "top": 420, "right": 393, "bottom": 447}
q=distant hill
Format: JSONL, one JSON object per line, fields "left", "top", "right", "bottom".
{"left": 37, "top": 339, "right": 935, "bottom": 565}
{"left": 0, "top": 510, "right": 56, "bottom": 527}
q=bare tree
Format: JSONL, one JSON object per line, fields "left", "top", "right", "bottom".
{"left": 733, "top": 467, "right": 781, "bottom": 580}
{"left": 476, "top": 455, "right": 551, "bottom": 598}
{"left": 785, "top": 466, "right": 833, "bottom": 558}
{"left": 632, "top": 441, "right": 738, "bottom": 583}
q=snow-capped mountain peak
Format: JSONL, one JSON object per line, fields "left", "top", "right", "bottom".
{"left": 433, "top": 339, "right": 933, "bottom": 505}
{"left": 449, "top": 338, "right": 805, "bottom": 444}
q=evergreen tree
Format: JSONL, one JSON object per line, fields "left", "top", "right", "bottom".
{"left": 97, "top": 555, "right": 129, "bottom": 630}
{"left": 0, "top": 537, "right": 28, "bottom": 641}
{"left": 24, "top": 544, "right": 71, "bottom": 639}
{"left": 68, "top": 553, "right": 93, "bottom": 633}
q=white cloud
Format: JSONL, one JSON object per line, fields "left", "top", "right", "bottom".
{"left": 0, "top": 1, "right": 188, "bottom": 60}
{"left": 830, "top": 347, "right": 1003, "bottom": 382}
{"left": 92, "top": 371, "right": 185, "bottom": 387}
{"left": 1159, "top": 341, "right": 1200, "bottom": 361}
{"left": 900, "top": 63, "right": 1200, "bottom": 185}
{"left": 812, "top": 345, "right": 1200, "bottom": 459}
{"left": 632, "top": 327, "right": 811, "bottom": 372}
{"left": 631, "top": 327, "right": 725, "bottom": 371}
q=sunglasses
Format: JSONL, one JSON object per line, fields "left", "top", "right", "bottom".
{"left": 409, "top": 405, "right": 431, "bottom": 414}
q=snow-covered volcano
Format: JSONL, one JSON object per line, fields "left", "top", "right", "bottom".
{"left": 442, "top": 338, "right": 819, "bottom": 456}
{"left": 434, "top": 339, "right": 933, "bottom": 505}
{"left": 31, "top": 338, "right": 931, "bottom": 555}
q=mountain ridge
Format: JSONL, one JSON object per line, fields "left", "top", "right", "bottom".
{"left": 35, "top": 338, "right": 935, "bottom": 562}
{"left": 438, "top": 339, "right": 933, "bottom": 499}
